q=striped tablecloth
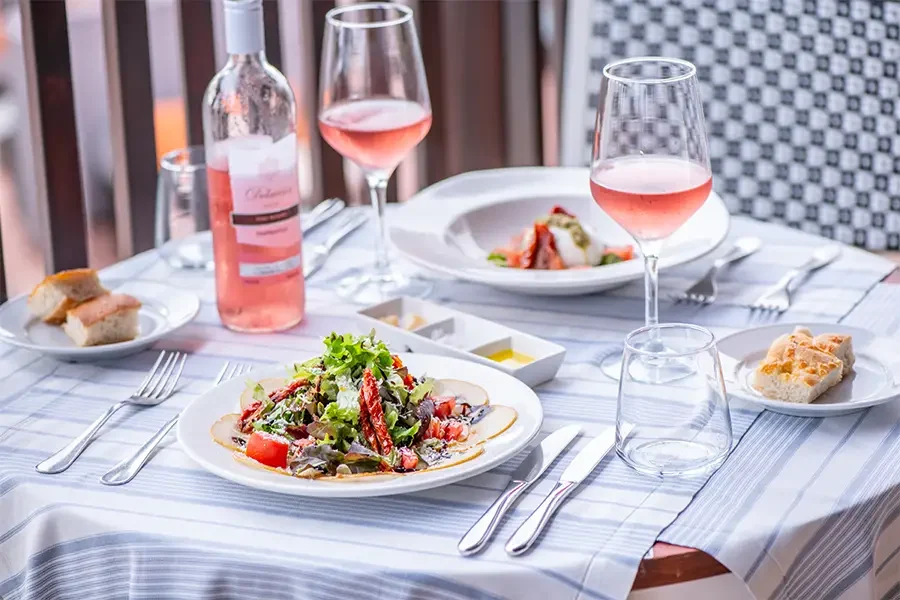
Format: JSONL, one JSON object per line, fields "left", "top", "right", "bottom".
{"left": 661, "top": 283, "right": 900, "bottom": 600}
{"left": 0, "top": 215, "right": 894, "bottom": 600}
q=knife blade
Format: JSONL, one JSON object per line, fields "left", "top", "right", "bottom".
{"left": 457, "top": 424, "right": 581, "bottom": 556}
{"left": 505, "top": 427, "right": 616, "bottom": 556}
{"left": 302, "top": 198, "right": 345, "bottom": 234}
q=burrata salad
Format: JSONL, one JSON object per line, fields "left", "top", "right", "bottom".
{"left": 487, "top": 205, "right": 633, "bottom": 270}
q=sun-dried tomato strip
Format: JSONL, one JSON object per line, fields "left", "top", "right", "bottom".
{"left": 550, "top": 205, "right": 574, "bottom": 217}
{"left": 269, "top": 378, "right": 308, "bottom": 403}
{"left": 358, "top": 395, "right": 380, "bottom": 453}
{"left": 361, "top": 369, "right": 394, "bottom": 455}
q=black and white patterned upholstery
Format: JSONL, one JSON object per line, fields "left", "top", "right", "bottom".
{"left": 567, "top": 0, "right": 900, "bottom": 250}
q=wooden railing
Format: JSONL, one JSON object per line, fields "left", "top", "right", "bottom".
{"left": 0, "top": 0, "right": 564, "bottom": 302}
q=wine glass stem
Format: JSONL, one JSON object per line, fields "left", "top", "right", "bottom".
{"left": 643, "top": 253, "right": 660, "bottom": 328}
{"left": 366, "top": 174, "right": 390, "bottom": 275}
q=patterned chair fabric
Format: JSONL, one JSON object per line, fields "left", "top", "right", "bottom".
{"left": 565, "top": 0, "right": 900, "bottom": 250}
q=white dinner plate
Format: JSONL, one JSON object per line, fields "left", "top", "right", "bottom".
{"left": 177, "top": 353, "right": 544, "bottom": 498}
{"left": 0, "top": 280, "right": 200, "bottom": 362}
{"left": 389, "top": 167, "right": 730, "bottom": 295}
{"left": 718, "top": 323, "right": 900, "bottom": 417}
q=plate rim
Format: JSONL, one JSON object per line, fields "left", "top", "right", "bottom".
{"left": 718, "top": 322, "right": 900, "bottom": 416}
{"left": 389, "top": 166, "right": 730, "bottom": 293}
{"left": 176, "top": 352, "right": 545, "bottom": 498}
{"left": 0, "top": 279, "right": 200, "bottom": 356}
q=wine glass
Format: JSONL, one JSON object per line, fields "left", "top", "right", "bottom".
{"left": 590, "top": 57, "right": 712, "bottom": 380}
{"left": 318, "top": 2, "right": 432, "bottom": 303}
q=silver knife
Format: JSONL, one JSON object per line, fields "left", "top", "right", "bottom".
{"left": 303, "top": 211, "right": 369, "bottom": 278}
{"left": 457, "top": 424, "right": 581, "bottom": 556}
{"left": 505, "top": 428, "right": 616, "bottom": 556}
{"left": 302, "top": 197, "right": 345, "bottom": 234}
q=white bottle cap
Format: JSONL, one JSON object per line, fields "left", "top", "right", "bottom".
{"left": 223, "top": 0, "right": 265, "bottom": 55}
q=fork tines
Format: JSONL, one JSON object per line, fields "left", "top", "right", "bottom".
{"left": 138, "top": 351, "right": 188, "bottom": 400}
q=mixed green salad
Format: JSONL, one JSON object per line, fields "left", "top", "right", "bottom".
{"left": 212, "top": 332, "right": 514, "bottom": 479}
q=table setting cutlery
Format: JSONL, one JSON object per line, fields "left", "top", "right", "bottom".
{"left": 505, "top": 427, "right": 617, "bottom": 555}
{"left": 749, "top": 245, "right": 842, "bottom": 313}
{"left": 303, "top": 210, "right": 369, "bottom": 279}
{"left": 302, "top": 197, "right": 346, "bottom": 234}
{"left": 35, "top": 350, "right": 187, "bottom": 474}
{"left": 100, "top": 361, "right": 250, "bottom": 486}
{"left": 674, "top": 236, "right": 762, "bottom": 305}
{"left": 458, "top": 424, "right": 581, "bottom": 556}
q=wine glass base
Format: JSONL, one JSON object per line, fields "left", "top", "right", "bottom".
{"left": 336, "top": 269, "right": 433, "bottom": 304}
{"left": 599, "top": 347, "right": 696, "bottom": 383}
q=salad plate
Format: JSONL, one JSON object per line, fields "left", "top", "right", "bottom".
{"left": 719, "top": 323, "right": 900, "bottom": 417}
{"left": 0, "top": 280, "right": 199, "bottom": 362}
{"left": 178, "top": 333, "right": 543, "bottom": 497}
{"left": 389, "top": 167, "right": 730, "bottom": 295}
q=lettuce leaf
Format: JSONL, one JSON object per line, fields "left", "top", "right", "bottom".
{"left": 487, "top": 251, "right": 508, "bottom": 267}
{"left": 321, "top": 331, "right": 394, "bottom": 380}
{"left": 409, "top": 379, "right": 433, "bottom": 404}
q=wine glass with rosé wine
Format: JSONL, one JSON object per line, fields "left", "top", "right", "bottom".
{"left": 590, "top": 57, "right": 713, "bottom": 381}
{"left": 318, "top": 2, "right": 433, "bottom": 303}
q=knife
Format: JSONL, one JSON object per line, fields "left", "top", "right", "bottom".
{"left": 505, "top": 427, "right": 616, "bottom": 556}
{"left": 457, "top": 424, "right": 581, "bottom": 556}
{"left": 303, "top": 211, "right": 369, "bottom": 278}
{"left": 302, "top": 198, "right": 345, "bottom": 234}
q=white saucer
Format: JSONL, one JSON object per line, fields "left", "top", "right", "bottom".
{"left": 390, "top": 167, "right": 730, "bottom": 296}
{"left": 718, "top": 323, "right": 900, "bottom": 417}
{"left": 0, "top": 280, "right": 200, "bottom": 362}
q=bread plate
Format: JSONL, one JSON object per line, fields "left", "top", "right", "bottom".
{"left": 0, "top": 280, "right": 199, "bottom": 362}
{"left": 389, "top": 167, "right": 730, "bottom": 296}
{"left": 719, "top": 323, "right": 900, "bottom": 417}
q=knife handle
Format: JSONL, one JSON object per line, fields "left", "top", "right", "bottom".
{"left": 458, "top": 480, "right": 529, "bottom": 556}
{"left": 505, "top": 480, "right": 576, "bottom": 556}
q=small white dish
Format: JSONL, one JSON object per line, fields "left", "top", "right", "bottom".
{"left": 718, "top": 323, "right": 900, "bottom": 417}
{"left": 0, "top": 280, "right": 200, "bottom": 362}
{"left": 389, "top": 167, "right": 731, "bottom": 296}
{"left": 357, "top": 296, "right": 566, "bottom": 387}
{"left": 177, "top": 353, "right": 543, "bottom": 498}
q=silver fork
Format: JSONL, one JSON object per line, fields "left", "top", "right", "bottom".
{"left": 750, "top": 245, "right": 842, "bottom": 313}
{"left": 675, "top": 236, "right": 762, "bottom": 304}
{"left": 100, "top": 361, "right": 251, "bottom": 486}
{"left": 36, "top": 351, "right": 187, "bottom": 474}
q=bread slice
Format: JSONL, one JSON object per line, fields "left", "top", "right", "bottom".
{"left": 812, "top": 333, "right": 855, "bottom": 376}
{"left": 754, "top": 340, "right": 844, "bottom": 404}
{"left": 63, "top": 293, "right": 142, "bottom": 347}
{"left": 28, "top": 269, "right": 108, "bottom": 324}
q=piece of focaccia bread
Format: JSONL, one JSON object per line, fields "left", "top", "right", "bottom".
{"left": 753, "top": 332, "right": 845, "bottom": 404}
{"left": 63, "top": 293, "right": 142, "bottom": 347}
{"left": 28, "top": 268, "right": 108, "bottom": 324}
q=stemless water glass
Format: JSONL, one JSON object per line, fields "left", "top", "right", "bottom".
{"left": 155, "top": 146, "right": 214, "bottom": 270}
{"left": 590, "top": 57, "right": 712, "bottom": 380}
{"left": 318, "top": 2, "right": 432, "bottom": 303}
{"left": 616, "top": 323, "right": 732, "bottom": 477}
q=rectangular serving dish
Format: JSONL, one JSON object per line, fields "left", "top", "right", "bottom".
{"left": 356, "top": 296, "right": 565, "bottom": 387}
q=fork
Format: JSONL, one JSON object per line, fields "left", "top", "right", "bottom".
{"left": 750, "top": 245, "right": 842, "bottom": 313}
{"left": 100, "top": 361, "right": 251, "bottom": 486}
{"left": 675, "top": 236, "right": 762, "bottom": 304}
{"left": 36, "top": 351, "right": 187, "bottom": 474}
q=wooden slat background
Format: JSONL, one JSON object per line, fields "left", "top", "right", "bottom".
{"left": 1, "top": 0, "right": 555, "bottom": 296}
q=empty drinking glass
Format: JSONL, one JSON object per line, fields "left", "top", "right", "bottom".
{"left": 155, "top": 147, "right": 214, "bottom": 270}
{"left": 616, "top": 323, "right": 732, "bottom": 477}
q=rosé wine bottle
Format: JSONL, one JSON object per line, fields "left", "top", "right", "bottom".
{"left": 202, "top": 0, "right": 304, "bottom": 333}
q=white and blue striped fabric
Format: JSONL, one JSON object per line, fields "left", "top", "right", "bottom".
{"left": 0, "top": 214, "right": 893, "bottom": 600}
{"left": 660, "top": 282, "right": 900, "bottom": 600}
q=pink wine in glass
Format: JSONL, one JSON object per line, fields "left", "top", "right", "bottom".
{"left": 318, "top": 98, "right": 432, "bottom": 172}
{"left": 590, "top": 156, "right": 712, "bottom": 241}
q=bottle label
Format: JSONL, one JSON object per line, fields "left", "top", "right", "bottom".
{"left": 227, "top": 134, "right": 302, "bottom": 281}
